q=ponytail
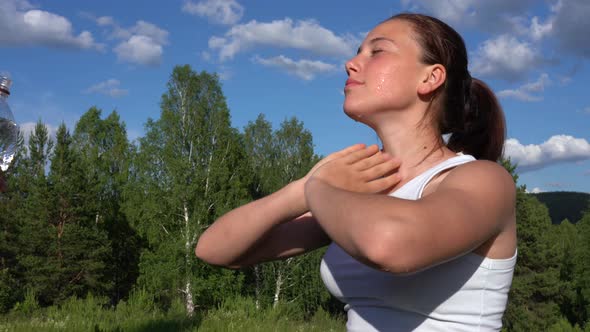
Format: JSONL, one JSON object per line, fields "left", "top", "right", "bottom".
{"left": 446, "top": 78, "right": 506, "bottom": 161}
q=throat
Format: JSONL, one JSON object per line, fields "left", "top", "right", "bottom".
{"left": 387, "top": 146, "right": 457, "bottom": 192}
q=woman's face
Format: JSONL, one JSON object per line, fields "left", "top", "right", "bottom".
{"left": 343, "top": 19, "right": 427, "bottom": 122}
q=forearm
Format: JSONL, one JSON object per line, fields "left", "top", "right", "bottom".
{"left": 196, "top": 180, "right": 308, "bottom": 267}
{"left": 304, "top": 177, "right": 412, "bottom": 269}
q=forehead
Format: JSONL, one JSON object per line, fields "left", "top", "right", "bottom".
{"left": 364, "top": 19, "right": 417, "bottom": 46}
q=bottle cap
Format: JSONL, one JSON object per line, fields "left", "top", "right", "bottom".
{"left": 0, "top": 76, "right": 11, "bottom": 95}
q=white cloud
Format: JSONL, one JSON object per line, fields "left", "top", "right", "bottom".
{"left": 253, "top": 55, "right": 337, "bottom": 80}
{"left": 504, "top": 135, "right": 590, "bottom": 172}
{"left": 93, "top": 16, "right": 169, "bottom": 66}
{"left": 95, "top": 15, "right": 131, "bottom": 40}
{"left": 209, "top": 18, "right": 359, "bottom": 61}
{"left": 497, "top": 73, "right": 550, "bottom": 101}
{"left": 402, "top": 0, "right": 537, "bottom": 33}
{"left": 400, "top": 0, "right": 590, "bottom": 72}
{"left": 182, "top": 0, "right": 244, "bottom": 25}
{"left": 497, "top": 90, "right": 541, "bottom": 102}
{"left": 84, "top": 79, "right": 128, "bottom": 98}
{"left": 114, "top": 35, "right": 163, "bottom": 66}
{"left": 508, "top": 15, "right": 555, "bottom": 42}
{"left": 471, "top": 35, "right": 540, "bottom": 81}
{"left": 401, "top": 0, "right": 475, "bottom": 24}
{"left": 0, "top": 0, "right": 103, "bottom": 50}
{"left": 131, "top": 21, "right": 169, "bottom": 45}
{"left": 528, "top": 16, "right": 554, "bottom": 41}
{"left": 527, "top": 187, "right": 544, "bottom": 193}
{"left": 96, "top": 15, "right": 114, "bottom": 26}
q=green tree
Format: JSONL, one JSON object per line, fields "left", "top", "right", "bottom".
{"left": 572, "top": 210, "right": 590, "bottom": 326}
{"left": 243, "top": 114, "right": 274, "bottom": 199}
{"left": 124, "top": 66, "right": 249, "bottom": 315}
{"left": 549, "top": 219, "right": 583, "bottom": 325}
{"left": 243, "top": 115, "right": 325, "bottom": 313}
{"left": 503, "top": 191, "right": 563, "bottom": 331}
{"left": 547, "top": 317, "right": 584, "bottom": 332}
{"left": 14, "top": 121, "right": 56, "bottom": 305}
{"left": 47, "top": 123, "right": 112, "bottom": 302}
{"left": 73, "top": 108, "right": 140, "bottom": 303}
{"left": 242, "top": 114, "right": 274, "bottom": 308}
{"left": 0, "top": 132, "right": 26, "bottom": 312}
{"left": 500, "top": 157, "right": 519, "bottom": 184}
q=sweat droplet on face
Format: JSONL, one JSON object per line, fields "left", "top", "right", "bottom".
{"left": 375, "top": 76, "right": 387, "bottom": 95}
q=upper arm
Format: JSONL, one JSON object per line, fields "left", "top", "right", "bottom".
{"left": 377, "top": 161, "right": 516, "bottom": 273}
{"left": 232, "top": 212, "right": 330, "bottom": 268}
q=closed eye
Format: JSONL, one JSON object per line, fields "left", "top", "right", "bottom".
{"left": 371, "top": 49, "right": 383, "bottom": 55}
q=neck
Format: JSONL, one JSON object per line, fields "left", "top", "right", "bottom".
{"left": 369, "top": 114, "right": 456, "bottom": 190}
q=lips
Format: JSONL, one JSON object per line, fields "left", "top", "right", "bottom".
{"left": 345, "top": 78, "right": 363, "bottom": 88}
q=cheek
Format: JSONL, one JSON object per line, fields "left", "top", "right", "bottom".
{"left": 372, "top": 63, "right": 418, "bottom": 101}
{"left": 372, "top": 67, "right": 399, "bottom": 99}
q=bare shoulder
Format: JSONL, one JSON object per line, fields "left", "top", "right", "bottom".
{"left": 438, "top": 160, "right": 516, "bottom": 212}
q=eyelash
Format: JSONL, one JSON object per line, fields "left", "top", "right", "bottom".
{"left": 371, "top": 49, "right": 383, "bottom": 55}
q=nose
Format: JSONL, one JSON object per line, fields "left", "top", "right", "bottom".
{"left": 345, "top": 55, "right": 359, "bottom": 76}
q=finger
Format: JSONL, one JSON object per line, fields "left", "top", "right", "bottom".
{"left": 354, "top": 151, "right": 395, "bottom": 171}
{"left": 361, "top": 159, "right": 401, "bottom": 181}
{"left": 342, "top": 144, "right": 380, "bottom": 164}
{"left": 325, "top": 143, "right": 366, "bottom": 162}
{"left": 366, "top": 173, "right": 402, "bottom": 194}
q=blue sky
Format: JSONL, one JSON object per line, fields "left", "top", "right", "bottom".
{"left": 2, "top": 0, "right": 590, "bottom": 193}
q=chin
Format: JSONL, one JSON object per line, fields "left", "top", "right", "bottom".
{"left": 343, "top": 109, "right": 372, "bottom": 126}
{"left": 343, "top": 107, "right": 361, "bottom": 120}
{"left": 345, "top": 107, "right": 386, "bottom": 131}
{"left": 343, "top": 102, "right": 364, "bottom": 117}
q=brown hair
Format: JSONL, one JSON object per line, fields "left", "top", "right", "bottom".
{"left": 389, "top": 13, "right": 505, "bottom": 161}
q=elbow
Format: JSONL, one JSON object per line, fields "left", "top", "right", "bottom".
{"left": 364, "top": 230, "right": 421, "bottom": 275}
{"left": 194, "top": 239, "right": 206, "bottom": 260}
{"left": 194, "top": 238, "right": 215, "bottom": 264}
{"left": 195, "top": 237, "right": 240, "bottom": 269}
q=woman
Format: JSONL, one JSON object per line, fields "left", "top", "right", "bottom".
{"left": 196, "top": 13, "right": 516, "bottom": 331}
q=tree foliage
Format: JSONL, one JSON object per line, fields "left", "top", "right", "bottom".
{"left": 242, "top": 114, "right": 330, "bottom": 314}
{"left": 0, "top": 67, "right": 588, "bottom": 331}
{"left": 124, "top": 65, "right": 249, "bottom": 314}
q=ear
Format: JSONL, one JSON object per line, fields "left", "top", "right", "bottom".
{"left": 417, "top": 64, "right": 446, "bottom": 95}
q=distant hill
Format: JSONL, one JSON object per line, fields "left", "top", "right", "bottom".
{"left": 530, "top": 191, "right": 590, "bottom": 224}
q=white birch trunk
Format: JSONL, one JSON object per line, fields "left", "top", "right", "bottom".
{"left": 185, "top": 280, "right": 194, "bottom": 316}
{"left": 273, "top": 267, "right": 283, "bottom": 308}
{"left": 184, "top": 203, "right": 195, "bottom": 316}
{"left": 255, "top": 265, "right": 261, "bottom": 309}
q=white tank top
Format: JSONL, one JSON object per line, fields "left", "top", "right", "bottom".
{"left": 320, "top": 154, "right": 516, "bottom": 332}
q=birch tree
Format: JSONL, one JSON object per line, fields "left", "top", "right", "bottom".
{"left": 243, "top": 115, "right": 326, "bottom": 312}
{"left": 124, "top": 66, "right": 248, "bottom": 315}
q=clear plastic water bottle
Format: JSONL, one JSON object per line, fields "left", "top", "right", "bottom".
{"left": 0, "top": 75, "right": 18, "bottom": 171}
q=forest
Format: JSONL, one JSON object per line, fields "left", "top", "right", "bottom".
{"left": 533, "top": 192, "right": 590, "bottom": 225}
{"left": 1, "top": 65, "right": 589, "bottom": 331}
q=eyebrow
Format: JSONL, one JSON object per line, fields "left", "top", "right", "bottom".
{"left": 357, "top": 37, "right": 398, "bottom": 54}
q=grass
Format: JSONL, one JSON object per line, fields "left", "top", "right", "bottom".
{"left": 0, "top": 294, "right": 345, "bottom": 331}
